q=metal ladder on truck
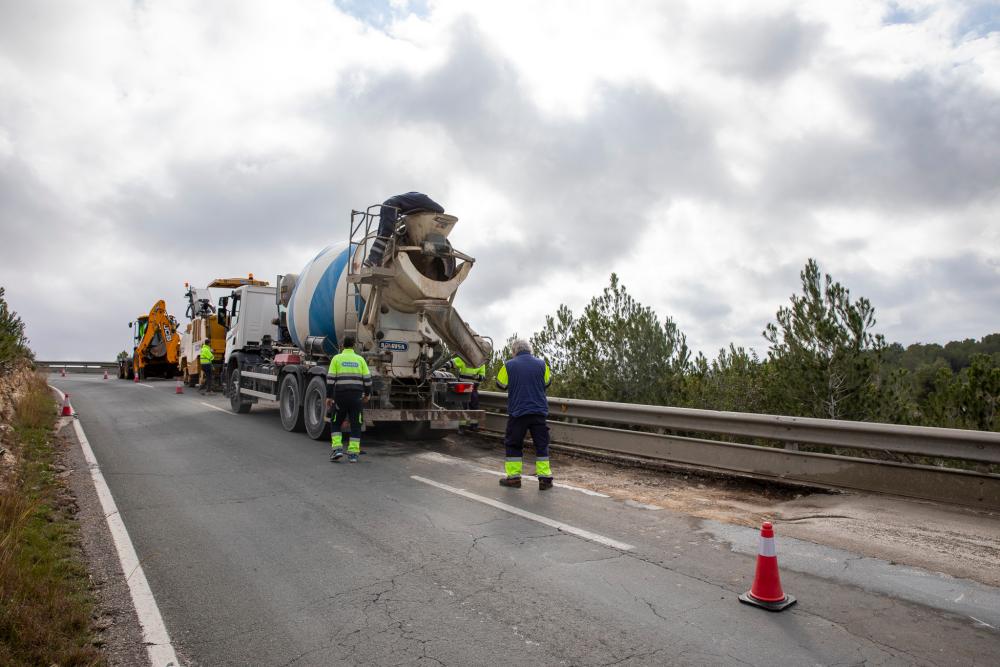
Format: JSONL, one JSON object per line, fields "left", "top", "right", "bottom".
{"left": 344, "top": 204, "right": 406, "bottom": 352}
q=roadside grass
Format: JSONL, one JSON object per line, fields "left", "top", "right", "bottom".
{"left": 0, "top": 374, "right": 102, "bottom": 666}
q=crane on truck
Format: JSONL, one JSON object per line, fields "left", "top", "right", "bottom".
{"left": 120, "top": 300, "right": 181, "bottom": 380}
{"left": 178, "top": 275, "right": 269, "bottom": 388}
{"left": 221, "top": 203, "right": 493, "bottom": 440}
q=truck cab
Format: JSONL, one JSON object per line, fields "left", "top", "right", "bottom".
{"left": 220, "top": 284, "right": 280, "bottom": 364}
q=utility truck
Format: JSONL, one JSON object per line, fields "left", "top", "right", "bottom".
{"left": 220, "top": 205, "right": 492, "bottom": 440}
{"left": 178, "top": 276, "right": 268, "bottom": 387}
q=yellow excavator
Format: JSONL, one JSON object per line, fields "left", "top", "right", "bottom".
{"left": 177, "top": 275, "right": 269, "bottom": 387}
{"left": 119, "top": 300, "right": 181, "bottom": 380}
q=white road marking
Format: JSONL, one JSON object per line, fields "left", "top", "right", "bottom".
{"left": 414, "top": 451, "right": 610, "bottom": 497}
{"left": 969, "top": 616, "right": 996, "bottom": 630}
{"left": 50, "top": 386, "right": 180, "bottom": 667}
{"left": 138, "top": 383, "right": 155, "bottom": 388}
{"left": 200, "top": 401, "right": 233, "bottom": 414}
{"left": 411, "top": 475, "right": 634, "bottom": 551}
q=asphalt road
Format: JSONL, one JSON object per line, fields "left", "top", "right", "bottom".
{"left": 53, "top": 375, "right": 1000, "bottom": 666}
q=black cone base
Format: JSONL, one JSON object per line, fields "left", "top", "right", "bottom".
{"left": 739, "top": 591, "right": 797, "bottom": 611}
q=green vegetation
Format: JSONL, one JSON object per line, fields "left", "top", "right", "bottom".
{"left": 0, "top": 375, "right": 101, "bottom": 666}
{"left": 0, "top": 285, "right": 102, "bottom": 666}
{"left": 489, "top": 260, "right": 999, "bottom": 432}
{"left": 0, "top": 287, "right": 32, "bottom": 371}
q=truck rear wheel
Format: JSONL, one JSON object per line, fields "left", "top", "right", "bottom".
{"left": 303, "top": 375, "right": 329, "bottom": 441}
{"left": 279, "top": 374, "right": 306, "bottom": 433}
{"left": 230, "top": 368, "right": 252, "bottom": 414}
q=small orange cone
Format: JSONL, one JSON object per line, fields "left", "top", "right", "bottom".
{"left": 175, "top": 378, "right": 184, "bottom": 394}
{"left": 60, "top": 393, "right": 73, "bottom": 417}
{"left": 103, "top": 369, "right": 109, "bottom": 380}
{"left": 133, "top": 371, "right": 139, "bottom": 383}
{"left": 60, "top": 367, "right": 66, "bottom": 377}
{"left": 739, "top": 522, "right": 796, "bottom": 611}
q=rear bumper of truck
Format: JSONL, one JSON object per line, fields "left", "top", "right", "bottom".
{"left": 364, "top": 408, "right": 486, "bottom": 428}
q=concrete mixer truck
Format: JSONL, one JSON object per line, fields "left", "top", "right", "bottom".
{"left": 220, "top": 205, "right": 492, "bottom": 440}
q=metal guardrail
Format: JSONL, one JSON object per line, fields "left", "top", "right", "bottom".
{"left": 479, "top": 392, "right": 1000, "bottom": 510}
{"left": 38, "top": 360, "right": 118, "bottom": 374}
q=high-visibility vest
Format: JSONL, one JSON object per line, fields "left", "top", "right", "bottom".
{"left": 452, "top": 356, "right": 486, "bottom": 382}
{"left": 199, "top": 345, "right": 214, "bottom": 365}
{"left": 327, "top": 348, "right": 373, "bottom": 394}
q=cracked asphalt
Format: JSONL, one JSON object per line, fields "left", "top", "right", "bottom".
{"left": 53, "top": 374, "right": 1000, "bottom": 666}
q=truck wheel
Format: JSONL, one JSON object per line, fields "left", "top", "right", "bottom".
{"left": 279, "top": 374, "right": 306, "bottom": 433}
{"left": 230, "top": 369, "right": 252, "bottom": 414}
{"left": 303, "top": 376, "right": 330, "bottom": 441}
{"left": 399, "top": 421, "right": 448, "bottom": 441}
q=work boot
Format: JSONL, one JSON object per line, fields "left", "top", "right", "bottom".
{"left": 330, "top": 448, "right": 344, "bottom": 462}
{"left": 347, "top": 453, "right": 359, "bottom": 463}
{"left": 499, "top": 476, "right": 521, "bottom": 488}
{"left": 538, "top": 476, "right": 554, "bottom": 491}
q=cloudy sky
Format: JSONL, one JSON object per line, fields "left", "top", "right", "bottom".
{"left": 1, "top": 0, "right": 998, "bottom": 360}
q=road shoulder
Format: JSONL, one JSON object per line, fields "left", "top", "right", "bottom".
{"left": 59, "top": 417, "right": 149, "bottom": 667}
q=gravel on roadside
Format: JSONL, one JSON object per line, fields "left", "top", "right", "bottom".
{"left": 58, "top": 417, "right": 150, "bottom": 667}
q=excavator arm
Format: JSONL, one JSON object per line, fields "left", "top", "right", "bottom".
{"left": 135, "top": 300, "right": 180, "bottom": 366}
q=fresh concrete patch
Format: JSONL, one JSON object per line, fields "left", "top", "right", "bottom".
{"left": 701, "top": 518, "right": 1000, "bottom": 631}
{"left": 431, "top": 435, "right": 1000, "bottom": 589}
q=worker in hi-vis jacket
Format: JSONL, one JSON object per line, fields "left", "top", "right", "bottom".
{"left": 326, "top": 336, "right": 372, "bottom": 463}
{"left": 495, "top": 339, "right": 553, "bottom": 490}
{"left": 365, "top": 192, "right": 445, "bottom": 267}
{"left": 450, "top": 355, "right": 486, "bottom": 431}
{"left": 198, "top": 340, "right": 214, "bottom": 394}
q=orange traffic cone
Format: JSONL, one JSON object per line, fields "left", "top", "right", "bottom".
{"left": 739, "top": 522, "right": 796, "bottom": 611}
{"left": 133, "top": 371, "right": 139, "bottom": 383}
{"left": 60, "top": 393, "right": 73, "bottom": 417}
{"left": 60, "top": 367, "right": 66, "bottom": 377}
{"left": 103, "top": 369, "right": 109, "bottom": 380}
{"left": 175, "top": 378, "right": 184, "bottom": 394}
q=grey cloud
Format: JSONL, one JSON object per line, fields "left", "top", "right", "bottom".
{"left": 842, "top": 253, "right": 1000, "bottom": 345}
{"left": 759, "top": 71, "right": 1000, "bottom": 212}
{"left": 344, "top": 24, "right": 732, "bottom": 310}
{"left": 2, "top": 6, "right": 998, "bottom": 359}
{"left": 705, "top": 12, "right": 824, "bottom": 81}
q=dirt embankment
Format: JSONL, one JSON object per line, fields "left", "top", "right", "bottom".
{"left": 0, "top": 360, "right": 35, "bottom": 488}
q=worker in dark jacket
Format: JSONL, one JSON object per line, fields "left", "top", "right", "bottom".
{"left": 495, "top": 339, "right": 553, "bottom": 490}
{"left": 365, "top": 192, "right": 445, "bottom": 267}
